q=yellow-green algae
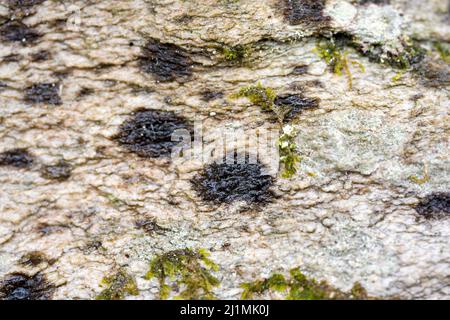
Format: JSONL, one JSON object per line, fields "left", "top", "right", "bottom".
{"left": 145, "top": 248, "right": 219, "bottom": 300}
{"left": 241, "top": 267, "right": 369, "bottom": 300}
{"left": 96, "top": 269, "right": 139, "bottom": 300}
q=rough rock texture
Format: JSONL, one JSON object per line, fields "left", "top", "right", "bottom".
{"left": 0, "top": 0, "right": 449, "bottom": 300}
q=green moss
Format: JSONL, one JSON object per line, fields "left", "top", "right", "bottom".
{"left": 96, "top": 269, "right": 139, "bottom": 300}
{"left": 241, "top": 267, "right": 371, "bottom": 300}
{"left": 387, "top": 44, "right": 426, "bottom": 70}
{"left": 222, "top": 44, "right": 251, "bottom": 63}
{"left": 433, "top": 41, "right": 450, "bottom": 64}
{"left": 145, "top": 248, "right": 219, "bottom": 300}
{"left": 278, "top": 125, "right": 301, "bottom": 178}
{"left": 315, "top": 38, "right": 357, "bottom": 89}
{"left": 232, "top": 83, "right": 301, "bottom": 178}
{"left": 241, "top": 273, "right": 288, "bottom": 300}
{"left": 232, "top": 82, "right": 276, "bottom": 111}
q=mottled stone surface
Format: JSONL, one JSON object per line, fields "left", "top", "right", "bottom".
{"left": 0, "top": 0, "right": 449, "bottom": 299}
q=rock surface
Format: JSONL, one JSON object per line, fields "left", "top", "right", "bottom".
{"left": 0, "top": 0, "right": 449, "bottom": 299}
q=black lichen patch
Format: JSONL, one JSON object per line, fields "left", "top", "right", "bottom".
{"left": 274, "top": 94, "right": 320, "bottom": 122}
{"left": 2, "top": 53, "right": 22, "bottom": 62}
{"left": 7, "top": 0, "right": 45, "bottom": 9}
{"left": 291, "top": 65, "right": 309, "bottom": 75}
{"left": 191, "top": 157, "right": 275, "bottom": 204}
{"left": 0, "top": 273, "right": 55, "bottom": 300}
{"left": 413, "top": 59, "right": 450, "bottom": 88}
{"left": 415, "top": 192, "right": 450, "bottom": 220}
{"left": 139, "top": 38, "right": 193, "bottom": 82}
{"left": 135, "top": 219, "right": 168, "bottom": 235}
{"left": 114, "top": 109, "right": 193, "bottom": 158}
{"left": 282, "top": 0, "right": 331, "bottom": 28}
{"left": 41, "top": 160, "right": 72, "bottom": 181}
{"left": 200, "top": 90, "right": 224, "bottom": 102}
{"left": 0, "top": 20, "right": 40, "bottom": 44}
{"left": 357, "top": 0, "right": 390, "bottom": 5}
{"left": 24, "top": 83, "right": 62, "bottom": 105}
{"left": 30, "top": 50, "right": 51, "bottom": 62}
{"left": 37, "top": 223, "right": 68, "bottom": 236}
{"left": 78, "top": 87, "right": 94, "bottom": 98}
{"left": 0, "top": 148, "right": 34, "bottom": 168}
{"left": 19, "top": 251, "right": 48, "bottom": 267}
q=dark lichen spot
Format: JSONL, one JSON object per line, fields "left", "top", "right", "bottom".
{"left": 78, "top": 87, "right": 94, "bottom": 98}
{"left": 0, "top": 148, "right": 34, "bottom": 168}
{"left": 2, "top": 53, "right": 22, "bottom": 62}
{"left": 30, "top": 50, "right": 50, "bottom": 62}
{"left": 37, "top": 223, "right": 68, "bottom": 236}
{"left": 291, "top": 65, "right": 309, "bottom": 75}
{"left": 274, "top": 94, "right": 320, "bottom": 122}
{"left": 96, "top": 269, "right": 139, "bottom": 300}
{"left": 191, "top": 156, "right": 274, "bottom": 204}
{"left": 0, "top": 273, "right": 55, "bottom": 300}
{"left": 114, "top": 109, "right": 193, "bottom": 158}
{"left": 19, "top": 251, "right": 48, "bottom": 267}
{"left": 415, "top": 192, "right": 450, "bottom": 220}
{"left": 135, "top": 219, "right": 168, "bottom": 235}
{"left": 357, "top": 0, "right": 390, "bottom": 5}
{"left": 145, "top": 248, "right": 219, "bottom": 300}
{"left": 83, "top": 240, "right": 103, "bottom": 254}
{"left": 200, "top": 90, "right": 224, "bottom": 102}
{"left": 282, "top": 0, "right": 330, "bottom": 28}
{"left": 0, "top": 20, "right": 40, "bottom": 44}
{"left": 139, "top": 38, "right": 193, "bottom": 82}
{"left": 24, "top": 83, "right": 62, "bottom": 105}
{"left": 7, "top": 0, "right": 45, "bottom": 9}
{"left": 413, "top": 59, "right": 450, "bottom": 88}
{"left": 41, "top": 160, "right": 72, "bottom": 181}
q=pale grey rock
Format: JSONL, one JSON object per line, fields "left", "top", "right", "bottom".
{"left": 0, "top": 0, "right": 448, "bottom": 300}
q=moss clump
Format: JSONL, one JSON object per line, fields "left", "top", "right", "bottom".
{"left": 96, "top": 269, "right": 139, "bottom": 300}
{"left": 221, "top": 44, "right": 251, "bottom": 63}
{"left": 433, "top": 41, "right": 450, "bottom": 64}
{"left": 241, "top": 267, "right": 370, "bottom": 300}
{"left": 232, "top": 83, "right": 302, "bottom": 178}
{"left": 315, "top": 37, "right": 364, "bottom": 89}
{"left": 232, "top": 82, "right": 277, "bottom": 111}
{"left": 386, "top": 44, "right": 426, "bottom": 70}
{"left": 241, "top": 273, "right": 288, "bottom": 299}
{"left": 145, "top": 248, "right": 219, "bottom": 300}
{"left": 278, "top": 125, "right": 301, "bottom": 178}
